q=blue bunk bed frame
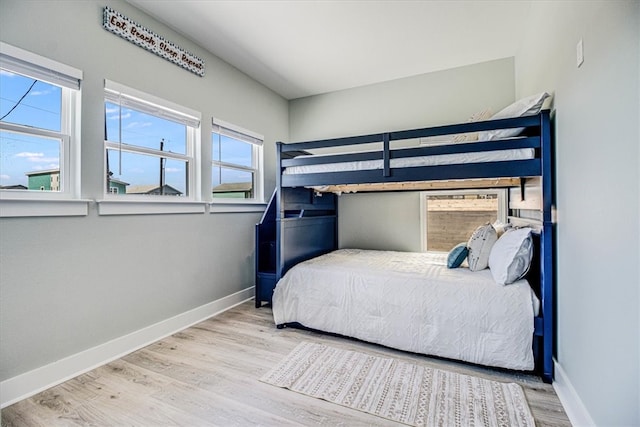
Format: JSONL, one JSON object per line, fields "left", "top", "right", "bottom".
{"left": 257, "top": 110, "right": 555, "bottom": 382}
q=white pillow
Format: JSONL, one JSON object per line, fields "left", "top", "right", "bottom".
{"left": 489, "top": 227, "right": 534, "bottom": 285}
{"left": 478, "top": 92, "right": 550, "bottom": 141}
{"left": 467, "top": 224, "right": 498, "bottom": 271}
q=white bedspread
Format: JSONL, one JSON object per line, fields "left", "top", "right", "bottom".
{"left": 283, "top": 148, "right": 534, "bottom": 175}
{"left": 272, "top": 249, "right": 539, "bottom": 371}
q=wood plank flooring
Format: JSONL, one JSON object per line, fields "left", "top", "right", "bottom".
{"left": 1, "top": 301, "right": 571, "bottom": 426}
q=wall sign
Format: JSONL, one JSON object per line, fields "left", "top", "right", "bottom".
{"left": 103, "top": 6, "right": 205, "bottom": 77}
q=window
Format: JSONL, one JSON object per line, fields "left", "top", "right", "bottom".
{"left": 0, "top": 42, "right": 81, "bottom": 199}
{"left": 104, "top": 80, "right": 201, "bottom": 200}
{"left": 211, "top": 118, "right": 263, "bottom": 202}
{"left": 420, "top": 189, "right": 507, "bottom": 252}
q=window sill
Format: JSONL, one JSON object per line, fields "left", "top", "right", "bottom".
{"left": 0, "top": 198, "right": 90, "bottom": 218}
{"left": 97, "top": 199, "right": 207, "bottom": 216}
{"left": 209, "top": 200, "right": 267, "bottom": 213}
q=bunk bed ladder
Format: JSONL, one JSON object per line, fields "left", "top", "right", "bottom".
{"left": 255, "top": 189, "right": 277, "bottom": 307}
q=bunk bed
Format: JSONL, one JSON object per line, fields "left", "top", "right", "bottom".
{"left": 255, "top": 106, "right": 555, "bottom": 382}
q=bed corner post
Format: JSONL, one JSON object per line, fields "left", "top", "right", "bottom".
{"left": 275, "top": 141, "right": 284, "bottom": 282}
{"left": 540, "top": 110, "right": 555, "bottom": 383}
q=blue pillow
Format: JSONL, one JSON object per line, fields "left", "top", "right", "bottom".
{"left": 447, "top": 242, "right": 468, "bottom": 268}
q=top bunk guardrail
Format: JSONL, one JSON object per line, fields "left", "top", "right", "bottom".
{"left": 277, "top": 110, "right": 551, "bottom": 189}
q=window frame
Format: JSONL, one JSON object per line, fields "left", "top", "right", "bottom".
{"left": 419, "top": 188, "right": 507, "bottom": 252}
{"left": 210, "top": 117, "right": 264, "bottom": 204}
{"left": 0, "top": 42, "right": 84, "bottom": 217}
{"left": 101, "top": 80, "right": 202, "bottom": 209}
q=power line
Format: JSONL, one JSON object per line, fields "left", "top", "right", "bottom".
{"left": 0, "top": 95, "right": 59, "bottom": 116}
{"left": 0, "top": 80, "right": 37, "bottom": 121}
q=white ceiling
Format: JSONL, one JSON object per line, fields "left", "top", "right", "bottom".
{"left": 127, "top": 0, "right": 533, "bottom": 100}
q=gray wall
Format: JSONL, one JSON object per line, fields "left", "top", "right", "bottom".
{"left": 289, "top": 57, "right": 516, "bottom": 141}
{"left": 290, "top": 58, "right": 516, "bottom": 250}
{"left": 338, "top": 192, "right": 422, "bottom": 252}
{"left": 515, "top": 1, "right": 639, "bottom": 425}
{"left": 0, "top": 0, "right": 288, "bottom": 381}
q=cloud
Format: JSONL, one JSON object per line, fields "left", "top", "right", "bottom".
{"left": 107, "top": 112, "right": 131, "bottom": 120}
{"left": 29, "top": 157, "right": 59, "bottom": 163}
{"left": 165, "top": 167, "right": 181, "bottom": 173}
{"left": 15, "top": 152, "right": 44, "bottom": 158}
{"left": 125, "top": 121, "right": 152, "bottom": 129}
{"left": 14, "top": 153, "right": 59, "bottom": 163}
{"left": 0, "top": 70, "right": 16, "bottom": 77}
{"left": 29, "top": 89, "right": 53, "bottom": 96}
{"left": 0, "top": 174, "right": 11, "bottom": 181}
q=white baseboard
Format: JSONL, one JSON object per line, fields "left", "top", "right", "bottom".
{"left": 553, "top": 359, "right": 596, "bottom": 427}
{"left": 0, "top": 287, "right": 254, "bottom": 408}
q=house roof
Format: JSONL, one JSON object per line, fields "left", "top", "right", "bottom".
{"left": 0, "top": 184, "right": 28, "bottom": 190}
{"left": 212, "top": 182, "right": 252, "bottom": 193}
{"left": 109, "top": 178, "right": 130, "bottom": 186}
{"left": 24, "top": 169, "right": 59, "bottom": 176}
{"left": 127, "top": 184, "right": 182, "bottom": 195}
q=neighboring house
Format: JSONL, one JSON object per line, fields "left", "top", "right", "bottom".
{"left": 0, "top": 184, "right": 27, "bottom": 190}
{"left": 126, "top": 184, "right": 182, "bottom": 196}
{"left": 25, "top": 169, "right": 59, "bottom": 191}
{"left": 212, "top": 182, "right": 253, "bottom": 199}
{"left": 107, "top": 178, "right": 129, "bottom": 194}
{"left": 25, "top": 170, "right": 130, "bottom": 194}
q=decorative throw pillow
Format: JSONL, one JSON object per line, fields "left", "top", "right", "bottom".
{"left": 478, "top": 92, "right": 550, "bottom": 141}
{"left": 452, "top": 108, "right": 493, "bottom": 143}
{"left": 489, "top": 227, "right": 534, "bottom": 285}
{"left": 447, "top": 242, "right": 468, "bottom": 268}
{"left": 467, "top": 224, "right": 498, "bottom": 271}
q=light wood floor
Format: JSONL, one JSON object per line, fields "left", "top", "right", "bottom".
{"left": 1, "top": 301, "right": 571, "bottom": 426}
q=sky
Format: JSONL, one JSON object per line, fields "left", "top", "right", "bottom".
{"left": 1, "top": 69, "right": 253, "bottom": 195}
{"left": 0, "top": 70, "right": 61, "bottom": 188}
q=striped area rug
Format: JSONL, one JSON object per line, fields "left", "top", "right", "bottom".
{"left": 260, "top": 341, "right": 535, "bottom": 427}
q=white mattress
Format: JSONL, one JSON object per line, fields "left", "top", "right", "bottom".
{"left": 283, "top": 148, "right": 535, "bottom": 175}
{"left": 272, "top": 249, "right": 539, "bottom": 371}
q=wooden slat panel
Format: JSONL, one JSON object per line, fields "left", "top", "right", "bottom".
{"left": 427, "top": 211, "right": 496, "bottom": 251}
{"left": 314, "top": 177, "right": 521, "bottom": 193}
